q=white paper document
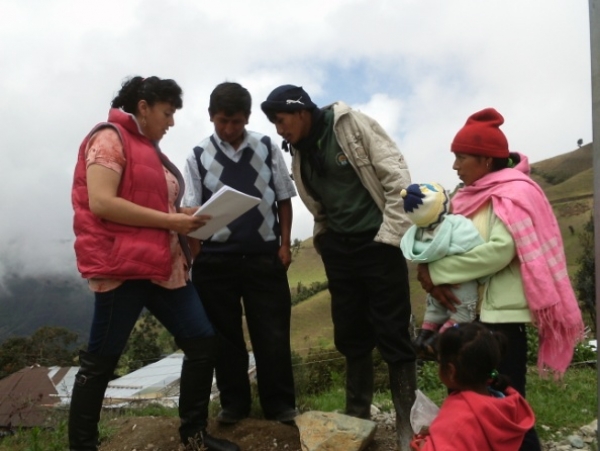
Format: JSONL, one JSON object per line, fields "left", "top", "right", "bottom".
{"left": 187, "top": 185, "right": 261, "bottom": 240}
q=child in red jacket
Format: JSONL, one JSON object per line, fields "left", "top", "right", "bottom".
{"left": 416, "top": 322, "right": 535, "bottom": 451}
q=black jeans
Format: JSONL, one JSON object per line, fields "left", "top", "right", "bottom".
{"left": 192, "top": 252, "right": 295, "bottom": 418}
{"left": 88, "top": 280, "right": 214, "bottom": 355}
{"left": 482, "top": 322, "right": 541, "bottom": 451}
{"left": 318, "top": 231, "right": 415, "bottom": 364}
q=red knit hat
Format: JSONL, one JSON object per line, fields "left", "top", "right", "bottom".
{"left": 451, "top": 108, "right": 509, "bottom": 158}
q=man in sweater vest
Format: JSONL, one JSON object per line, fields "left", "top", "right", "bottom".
{"left": 183, "top": 82, "right": 298, "bottom": 424}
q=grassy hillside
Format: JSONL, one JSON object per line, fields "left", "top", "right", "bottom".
{"left": 285, "top": 144, "right": 594, "bottom": 352}
{"left": 530, "top": 143, "right": 592, "bottom": 191}
{"left": 287, "top": 238, "right": 326, "bottom": 290}
{"left": 543, "top": 167, "right": 593, "bottom": 200}
{"left": 0, "top": 145, "right": 592, "bottom": 352}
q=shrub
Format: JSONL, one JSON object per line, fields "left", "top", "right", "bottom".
{"left": 574, "top": 215, "right": 596, "bottom": 335}
{"left": 292, "top": 347, "right": 389, "bottom": 396}
{"left": 417, "top": 361, "right": 442, "bottom": 392}
{"left": 293, "top": 346, "right": 345, "bottom": 395}
{"left": 292, "top": 281, "right": 329, "bottom": 305}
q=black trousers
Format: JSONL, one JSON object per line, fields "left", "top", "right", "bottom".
{"left": 483, "top": 322, "right": 541, "bottom": 451}
{"left": 318, "top": 231, "right": 416, "bottom": 364}
{"left": 191, "top": 252, "right": 295, "bottom": 418}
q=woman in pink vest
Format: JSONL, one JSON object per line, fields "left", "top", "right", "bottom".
{"left": 70, "top": 76, "right": 239, "bottom": 451}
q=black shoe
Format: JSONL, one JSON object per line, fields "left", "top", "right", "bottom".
{"left": 183, "top": 430, "right": 240, "bottom": 451}
{"left": 202, "top": 431, "right": 240, "bottom": 451}
{"left": 413, "top": 329, "right": 438, "bottom": 361}
{"left": 216, "top": 409, "right": 247, "bottom": 425}
{"left": 266, "top": 408, "right": 299, "bottom": 425}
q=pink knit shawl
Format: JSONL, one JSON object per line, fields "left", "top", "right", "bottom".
{"left": 451, "top": 163, "right": 584, "bottom": 376}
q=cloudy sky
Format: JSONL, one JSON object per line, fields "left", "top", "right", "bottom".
{"left": 0, "top": 0, "right": 593, "bottom": 278}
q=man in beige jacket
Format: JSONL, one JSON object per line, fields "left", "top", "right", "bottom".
{"left": 261, "top": 85, "right": 417, "bottom": 451}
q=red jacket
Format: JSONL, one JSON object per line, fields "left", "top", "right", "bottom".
{"left": 72, "top": 109, "right": 172, "bottom": 280}
{"left": 421, "top": 388, "right": 535, "bottom": 451}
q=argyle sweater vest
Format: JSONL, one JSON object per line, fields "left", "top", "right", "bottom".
{"left": 193, "top": 134, "right": 280, "bottom": 253}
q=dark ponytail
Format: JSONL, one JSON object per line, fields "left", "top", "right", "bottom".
{"left": 438, "top": 322, "right": 511, "bottom": 391}
{"left": 111, "top": 76, "right": 183, "bottom": 114}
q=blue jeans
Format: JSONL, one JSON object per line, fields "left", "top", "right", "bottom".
{"left": 87, "top": 280, "right": 214, "bottom": 356}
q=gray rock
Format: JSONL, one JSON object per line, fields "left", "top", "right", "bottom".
{"left": 566, "top": 435, "right": 585, "bottom": 449}
{"left": 295, "top": 411, "right": 377, "bottom": 451}
{"left": 541, "top": 419, "right": 597, "bottom": 451}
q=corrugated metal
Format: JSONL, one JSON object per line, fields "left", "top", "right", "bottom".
{"left": 48, "top": 366, "right": 79, "bottom": 404}
{"left": 103, "top": 352, "right": 185, "bottom": 404}
{"left": 0, "top": 365, "right": 58, "bottom": 428}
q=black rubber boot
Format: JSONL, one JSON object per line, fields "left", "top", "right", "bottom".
{"left": 389, "top": 361, "right": 417, "bottom": 451}
{"left": 413, "top": 329, "right": 438, "bottom": 361}
{"left": 68, "top": 351, "right": 120, "bottom": 451}
{"left": 344, "top": 353, "right": 374, "bottom": 419}
{"left": 176, "top": 336, "right": 240, "bottom": 451}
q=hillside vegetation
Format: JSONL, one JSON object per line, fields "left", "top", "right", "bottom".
{"left": 286, "top": 144, "right": 594, "bottom": 351}
{"left": 0, "top": 143, "right": 594, "bottom": 349}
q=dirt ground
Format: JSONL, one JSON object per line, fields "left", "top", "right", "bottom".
{"left": 99, "top": 415, "right": 399, "bottom": 451}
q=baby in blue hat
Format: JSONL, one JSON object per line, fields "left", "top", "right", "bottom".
{"left": 400, "top": 183, "right": 485, "bottom": 360}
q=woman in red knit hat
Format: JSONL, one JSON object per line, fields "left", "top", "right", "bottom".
{"left": 416, "top": 108, "right": 584, "bottom": 451}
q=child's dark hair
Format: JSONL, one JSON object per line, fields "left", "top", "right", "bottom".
{"left": 111, "top": 76, "right": 183, "bottom": 114}
{"left": 208, "top": 82, "right": 251, "bottom": 117}
{"left": 438, "top": 322, "right": 510, "bottom": 392}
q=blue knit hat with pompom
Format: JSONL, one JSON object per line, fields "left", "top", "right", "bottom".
{"left": 401, "top": 182, "right": 449, "bottom": 228}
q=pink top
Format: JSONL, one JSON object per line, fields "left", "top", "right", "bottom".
{"left": 85, "top": 128, "right": 188, "bottom": 292}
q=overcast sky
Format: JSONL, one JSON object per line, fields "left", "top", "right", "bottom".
{"left": 0, "top": 0, "right": 593, "bottom": 279}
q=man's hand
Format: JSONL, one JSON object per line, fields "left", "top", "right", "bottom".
{"left": 278, "top": 244, "right": 292, "bottom": 270}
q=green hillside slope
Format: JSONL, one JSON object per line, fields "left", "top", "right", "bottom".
{"left": 286, "top": 144, "right": 594, "bottom": 351}
{"left": 0, "top": 144, "right": 593, "bottom": 349}
{"left": 530, "top": 143, "right": 592, "bottom": 191}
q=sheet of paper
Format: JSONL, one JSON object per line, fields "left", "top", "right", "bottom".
{"left": 187, "top": 185, "right": 261, "bottom": 240}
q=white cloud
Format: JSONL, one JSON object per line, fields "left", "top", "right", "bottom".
{"left": 0, "top": 0, "right": 592, "bottom": 276}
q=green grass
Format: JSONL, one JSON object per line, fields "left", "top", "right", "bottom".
{"left": 295, "top": 360, "right": 598, "bottom": 445}
{"left": 287, "top": 237, "right": 327, "bottom": 289}
{"left": 526, "top": 366, "right": 597, "bottom": 441}
{"left": 290, "top": 290, "right": 335, "bottom": 353}
{"left": 0, "top": 404, "right": 180, "bottom": 451}
{"left": 530, "top": 143, "right": 592, "bottom": 192}
{"left": 0, "top": 364, "right": 595, "bottom": 449}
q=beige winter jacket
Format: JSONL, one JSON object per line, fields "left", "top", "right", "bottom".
{"left": 291, "top": 101, "right": 411, "bottom": 251}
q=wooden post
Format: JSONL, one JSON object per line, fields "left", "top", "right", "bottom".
{"left": 589, "top": 0, "right": 600, "bottom": 438}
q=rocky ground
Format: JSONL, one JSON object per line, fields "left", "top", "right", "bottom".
{"left": 541, "top": 419, "right": 598, "bottom": 451}
{"left": 97, "top": 412, "right": 597, "bottom": 451}
{"left": 97, "top": 413, "right": 393, "bottom": 451}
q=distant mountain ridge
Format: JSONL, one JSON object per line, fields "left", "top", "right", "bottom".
{"left": 0, "top": 272, "right": 93, "bottom": 344}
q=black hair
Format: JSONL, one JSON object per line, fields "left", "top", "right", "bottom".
{"left": 438, "top": 322, "right": 510, "bottom": 392}
{"left": 491, "top": 157, "right": 510, "bottom": 172}
{"left": 208, "top": 82, "right": 251, "bottom": 117}
{"left": 264, "top": 109, "right": 282, "bottom": 123}
{"left": 111, "top": 76, "right": 183, "bottom": 114}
